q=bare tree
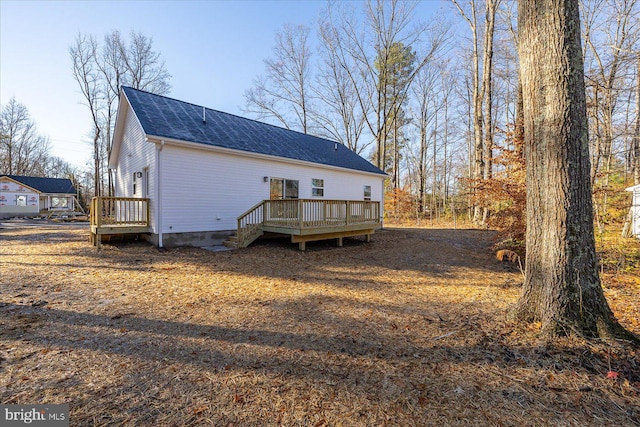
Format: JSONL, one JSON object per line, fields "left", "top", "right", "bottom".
{"left": 517, "top": 0, "right": 636, "bottom": 342}
{"left": 0, "top": 98, "right": 51, "bottom": 176}
{"left": 452, "top": 0, "right": 501, "bottom": 224}
{"left": 582, "top": 0, "right": 639, "bottom": 226}
{"left": 452, "top": 0, "right": 484, "bottom": 222}
{"left": 481, "top": 0, "right": 499, "bottom": 223}
{"left": 70, "top": 33, "right": 103, "bottom": 197}
{"left": 121, "top": 32, "right": 172, "bottom": 94}
{"left": 70, "top": 30, "right": 171, "bottom": 197}
{"left": 320, "top": 0, "right": 446, "bottom": 179}
{"left": 315, "top": 20, "right": 369, "bottom": 154}
{"left": 411, "top": 63, "right": 440, "bottom": 213}
{"left": 244, "top": 24, "right": 313, "bottom": 133}
{"left": 634, "top": 55, "right": 640, "bottom": 184}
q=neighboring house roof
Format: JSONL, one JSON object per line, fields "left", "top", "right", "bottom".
{"left": 0, "top": 175, "right": 76, "bottom": 194}
{"left": 120, "top": 86, "right": 386, "bottom": 176}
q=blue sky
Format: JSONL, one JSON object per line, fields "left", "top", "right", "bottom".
{"left": 1, "top": 0, "right": 443, "bottom": 169}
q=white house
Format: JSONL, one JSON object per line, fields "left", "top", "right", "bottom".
{"left": 108, "top": 87, "right": 386, "bottom": 248}
{"left": 626, "top": 184, "right": 640, "bottom": 238}
{"left": 0, "top": 175, "right": 76, "bottom": 218}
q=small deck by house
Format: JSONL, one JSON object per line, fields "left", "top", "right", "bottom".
{"left": 90, "top": 197, "right": 150, "bottom": 249}
{"left": 237, "top": 199, "right": 382, "bottom": 250}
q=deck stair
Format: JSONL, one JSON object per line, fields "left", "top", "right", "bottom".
{"left": 223, "top": 234, "right": 239, "bottom": 249}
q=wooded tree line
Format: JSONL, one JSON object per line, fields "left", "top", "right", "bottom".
{"left": 4, "top": 0, "right": 636, "bottom": 224}
{"left": 245, "top": 0, "right": 640, "bottom": 230}
{"left": 0, "top": 30, "right": 170, "bottom": 209}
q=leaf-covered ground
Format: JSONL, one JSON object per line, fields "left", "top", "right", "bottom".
{"left": 0, "top": 222, "right": 638, "bottom": 426}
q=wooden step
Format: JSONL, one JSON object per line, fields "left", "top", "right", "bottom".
{"left": 222, "top": 234, "right": 238, "bottom": 249}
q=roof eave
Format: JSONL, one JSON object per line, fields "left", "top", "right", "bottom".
{"left": 145, "top": 135, "right": 387, "bottom": 178}
{"left": 0, "top": 175, "right": 41, "bottom": 193}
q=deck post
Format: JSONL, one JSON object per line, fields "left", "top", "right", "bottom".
{"left": 365, "top": 234, "right": 371, "bottom": 243}
{"left": 298, "top": 199, "right": 304, "bottom": 230}
{"left": 337, "top": 237, "right": 343, "bottom": 247}
{"left": 346, "top": 200, "right": 350, "bottom": 226}
{"left": 299, "top": 241, "right": 306, "bottom": 251}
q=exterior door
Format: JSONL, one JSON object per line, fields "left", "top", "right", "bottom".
{"left": 270, "top": 178, "right": 283, "bottom": 200}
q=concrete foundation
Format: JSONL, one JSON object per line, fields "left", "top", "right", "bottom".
{"left": 146, "top": 230, "right": 235, "bottom": 248}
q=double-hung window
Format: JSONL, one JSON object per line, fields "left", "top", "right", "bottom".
{"left": 364, "top": 185, "right": 372, "bottom": 201}
{"left": 312, "top": 179, "right": 324, "bottom": 197}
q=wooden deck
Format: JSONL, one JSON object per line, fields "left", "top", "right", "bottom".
{"left": 237, "top": 199, "right": 382, "bottom": 250}
{"left": 90, "top": 197, "right": 150, "bottom": 249}
{"left": 89, "top": 197, "right": 380, "bottom": 251}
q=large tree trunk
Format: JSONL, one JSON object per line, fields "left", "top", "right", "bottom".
{"left": 516, "top": 0, "right": 636, "bottom": 341}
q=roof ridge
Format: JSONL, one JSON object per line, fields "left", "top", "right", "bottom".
{"left": 121, "top": 86, "right": 345, "bottom": 146}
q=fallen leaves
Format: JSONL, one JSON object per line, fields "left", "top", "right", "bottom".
{"left": 0, "top": 224, "right": 638, "bottom": 426}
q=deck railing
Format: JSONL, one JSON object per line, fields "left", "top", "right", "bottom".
{"left": 90, "top": 197, "right": 150, "bottom": 229}
{"left": 236, "top": 199, "right": 380, "bottom": 248}
{"left": 263, "top": 199, "right": 380, "bottom": 228}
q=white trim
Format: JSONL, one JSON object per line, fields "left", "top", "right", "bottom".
{"left": 156, "top": 140, "right": 164, "bottom": 247}
{"left": 145, "top": 135, "right": 387, "bottom": 179}
{"left": 109, "top": 91, "right": 147, "bottom": 169}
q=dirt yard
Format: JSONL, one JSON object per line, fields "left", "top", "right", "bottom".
{"left": 0, "top": 222, "right": 638, "bottom": 426}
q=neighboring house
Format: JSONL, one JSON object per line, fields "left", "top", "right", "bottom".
{"left": 626, "top": 184, "right": 640, "bottom": 238}
{"left": 0, "top": 175, "right": 77, "bottom": 219}
{"left": 108, "top": 86, "right": 386, "bottom": 248}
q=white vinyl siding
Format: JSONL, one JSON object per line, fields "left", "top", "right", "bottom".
{"left": 159, "top": 143, "right": 384, "bottom": 233}
{"left": 113, "top": 104, "right": 157, "bottom": 231}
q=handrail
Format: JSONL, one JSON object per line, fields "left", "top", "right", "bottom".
{"left": 236, "top": 200, "right": 265, "bottom": 248}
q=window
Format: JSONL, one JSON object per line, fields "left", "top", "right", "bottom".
{"left": 51, "top": 197, "right": 68, "bottom": 208}
{"left": 363, "top": 185, "right": 372, "bottom": 201}
{"left": 312, "top": 179, "right": 324, "bottom": 197}
{"left": 132, "top": 172, "right": 138, "bottom": 195}
{"left": 16, "top": 195, "right": 27, "bottom": 206}
{"left": 285, "top": 179, "right": 299, "bottom": 199}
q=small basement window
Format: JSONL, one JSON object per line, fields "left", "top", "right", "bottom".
{"left": 364, "top": 185, "right": 371, "bottom": 201}
{"left": 312, "top": 179, "right": 324, "bottom": 197}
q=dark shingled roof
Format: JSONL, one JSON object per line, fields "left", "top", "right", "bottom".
{"left": 1, "top": 175, "right": 76, "bottom": 194}
{"left": 122, "top": 86, "right": 386, "bottom": 176}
